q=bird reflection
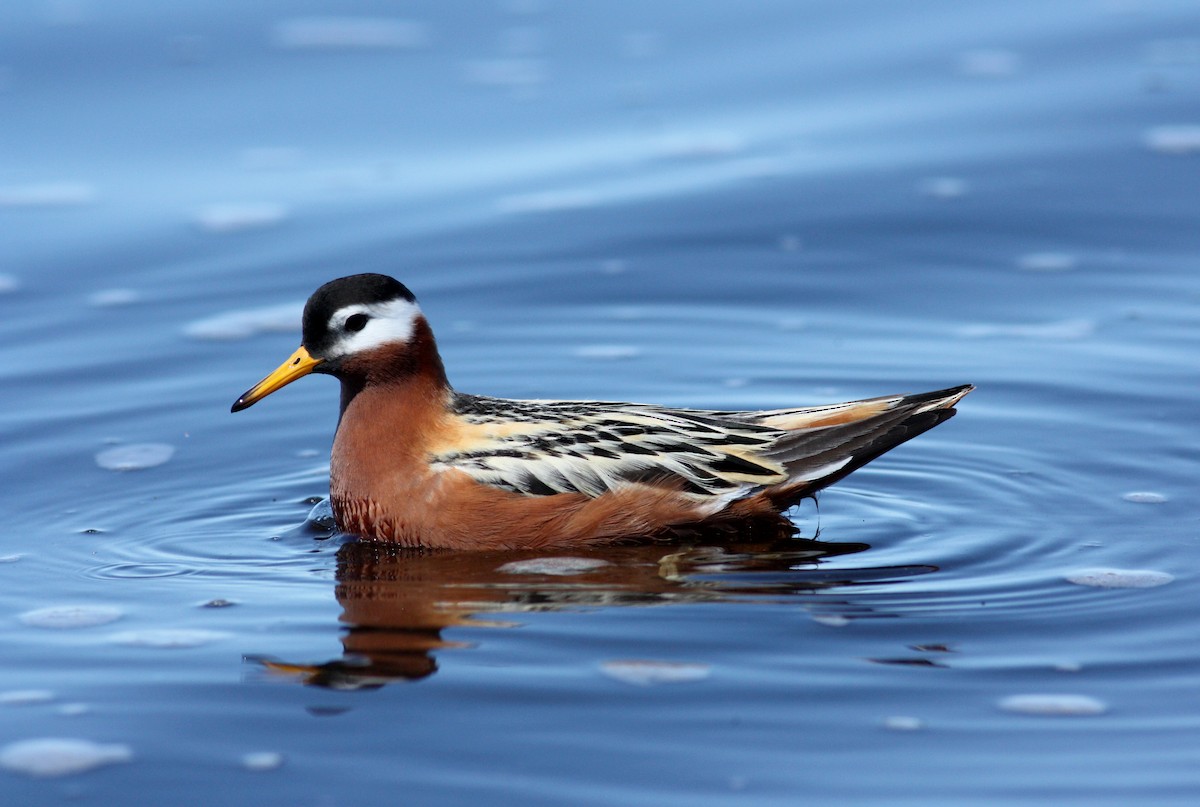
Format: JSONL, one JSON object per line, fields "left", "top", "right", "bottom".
{"left": 252, "top": 529, "right": 936, "bottom": 689}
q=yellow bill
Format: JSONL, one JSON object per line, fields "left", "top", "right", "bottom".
{"left": 231, "top": 345, "right": 322, "bottom": 412}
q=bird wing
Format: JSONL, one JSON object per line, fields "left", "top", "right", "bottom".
{"left": 431, "top": 395, "right": 789, "bottom": 499}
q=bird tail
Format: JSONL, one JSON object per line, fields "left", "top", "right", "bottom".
{"left": 754, "top": 384, "right": 973, "bottom": 508}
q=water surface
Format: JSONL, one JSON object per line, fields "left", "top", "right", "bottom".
{"left": 2, "top": 1, "right": 1199, "bottom": 804}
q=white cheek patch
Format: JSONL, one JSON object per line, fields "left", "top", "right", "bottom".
{"left": 324, "top": 298, "right": 422, "bottom": 358}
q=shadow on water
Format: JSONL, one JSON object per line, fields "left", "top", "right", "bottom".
{"left": 251, "top": 533, "right": 937, "bottom": 689}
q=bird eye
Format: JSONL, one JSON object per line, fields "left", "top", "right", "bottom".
{"left": 344, "top": 313, "right": 369, "bottom": 332}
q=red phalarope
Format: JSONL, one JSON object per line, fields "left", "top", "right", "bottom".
{"left": 233, "top": 274, "right": 972, "bottom": 550}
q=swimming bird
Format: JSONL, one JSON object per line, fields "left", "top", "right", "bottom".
{"left": 232, "top": 274, "right": 971, "bottom": 550}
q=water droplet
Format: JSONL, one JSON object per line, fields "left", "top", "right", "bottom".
{"left": 201, "top": 599, "right": 236, "bottom": 609}
{"left": 601, "top": 659, "right": 712, "bottom": 686}
{"left": 57, "top": 704, "right": 90, "bottom": 716}
{"left": 0, "top": 553, "right": 22, "bottom": 563}
{"left": 242, "top": 751, "right": 285, "bottom": 771}
{"left": 882, "top": 716, "right": 925, "bottom": 731}
{"left": 998, "top": 694, "right": 1107, "bottom": 716}
{"left": 0, "top": 690, "right": 55, "bottom": 706}
{"left": 1144, "top": 125, "right": 1200, "bottom": 155}
{"left": 95, "top": 443, "right": 175, "bottom": 471}
{"left": 306, "top": 498, "right": 336, "bottom": 528}
{"left": 1122, "top": 491, "right": 1167, "bottom": 504}
{"left": 19, "top": 605, "right": 123, "bottom": 629}
{"left": 778, "top": 234, "right": 803, "bottom": 251}
{"left": 109, "top": 629, "right": 228, "bottom": 648}
{"left": 0, "top": 274, "right": 20, "bottom": 293}
{"left": 498, "top": 557, "right": 612, "bottom": 576}
{"left": 1065, "top": 568, "right": 1174, "bottom": 588}
{"left": 0, "top": 738, "right": 132, "bottom": 777}
{"left": 599, "top": 259, "right": 628, "bottom": 275}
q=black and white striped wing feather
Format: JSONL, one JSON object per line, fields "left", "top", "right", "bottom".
{"left": 433, "top": 395, "right": 790, "bottom": 500}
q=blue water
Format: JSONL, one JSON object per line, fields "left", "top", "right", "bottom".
{"left": 3, "top": 1, "right": 1199, "bottom": 804}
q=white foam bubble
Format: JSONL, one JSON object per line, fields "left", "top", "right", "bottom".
{"left": 0, "top": 690, "right": 55, "bottom": 706}
{"left": 0, "top": 274, "right": 19, "bottom": 293}
{"left": 57, "top": 703, "right": 90, "bottom": 716}
{"left": 19, "top": 605, "right": 123, "bottom": 629}
{"left": 0, "top": 553, "right": 22, "bottom": 563}
{"left": 109, "top": 629, "right": 229, "bottom": 648}
{"left": 998, "top": 694, "right": 1108, "bottom": 716}
{"left": 1122, "top": 491, "right": 1167, "bottom": 504}
{"left": 241, "top": 751, "right": 285, "bottom": 771}
{"left": 882, "top": 715, "right": 925, "bottom": 731}
{"left": 0, "top": 738, "right": 132, "bottom": 778}
{"left": 573, "top": 344, "right": 642, "bottom": 360}
{"left": 0, "top": 182, "right": 96, "bottom": 207}
{"left": 1017, "top": 251, "right": 1078, "bottom": 272}
{"left": 810, "top": 614, "right": 851, "bottom": 627}
{"left": 95, "top": 443, "right": 175, "bottom": 471}
{"left": 194, "top": 203, "right": 288, "bottom": 233}
{"left": 272, "top": 17, "right": 428, "bottom": 50}
{"left": 498, "top": 557, "right": 612, "bottom": 576}
{"left": 183, "top": 302, "right": 301, "bottom": 340}
{"left": 1144, "top": 125, "right": 1200, "bottom": 155}
{"left": 1065, "top": 568, "right": 1174, "bottom": 588}
{"left": 600, "top": 659, "right": 712, "bottom": 686}
{"left": 87, "top": 289, "right": 140, "bottom": 307}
